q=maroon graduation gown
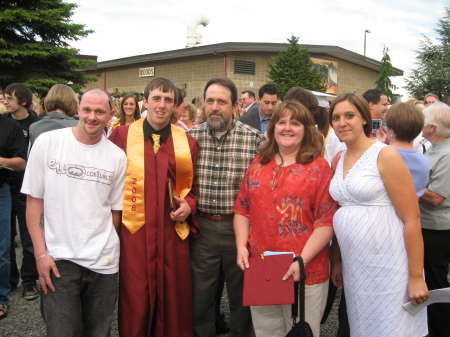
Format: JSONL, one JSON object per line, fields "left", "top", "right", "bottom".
{"left": 109, "top": 125, "right": 199, "bottom": 337}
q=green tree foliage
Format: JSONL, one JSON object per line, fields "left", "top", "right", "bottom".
{"left": 405, "top": 7, "right": 450, "bottom": 100}
{"left": 0, "top": 0, "right": 96, "bottom": 98}
{"left": 268, "top": 35, "right": 325, "bottom": 98}
{"left": 375, "top": 46, "right": 399, "bottom": 101}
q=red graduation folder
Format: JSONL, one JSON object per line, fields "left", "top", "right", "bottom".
{"left": 243, "top": 254, "right": 295, "bottom": 306}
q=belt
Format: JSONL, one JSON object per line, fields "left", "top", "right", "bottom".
{"left": 199, "top": 212, "right": 234, "bottom": 221}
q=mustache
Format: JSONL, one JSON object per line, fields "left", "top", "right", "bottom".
{"left": 209, "top": 112, "right": 223, "bottom": 117}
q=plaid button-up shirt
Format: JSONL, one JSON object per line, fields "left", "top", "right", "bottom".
{"left": 188, "top": 119, "right": 264, "bottom": 215}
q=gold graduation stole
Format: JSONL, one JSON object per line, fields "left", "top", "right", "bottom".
{"left": 171, "top": 125, "right": 194, "bottom": 240}
{"left": 122, "top": 118, "right": 193, "bottom": 239}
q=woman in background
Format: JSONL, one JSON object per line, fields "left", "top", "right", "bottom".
{"left": 384, "top": 102, "right": 429, "bottom": 196}
{"left": 180, "top": 103, "right": 197, "bottom": 129}
{"left": 111, "top": 94, "right": 140, "bottom": 131}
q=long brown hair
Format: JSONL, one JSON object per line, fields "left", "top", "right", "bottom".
{"left": 119, "top": 94, "right": 140, "bottom": 126}
{"left": 260, "top": 101, "right": 322, "bottom": 165}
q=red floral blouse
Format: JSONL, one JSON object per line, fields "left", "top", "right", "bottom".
{"left": 234, "top": 155, "right": 338, "bottom": 285}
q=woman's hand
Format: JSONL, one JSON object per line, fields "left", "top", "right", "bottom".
{"left": 236, "top": 246, "right": 250, "bottom": 271}
{"left": 282, "top": 261, "right": 300, "bottom": 282}
{"left": 408, "top": 276, "right": 429, "bottom": 306}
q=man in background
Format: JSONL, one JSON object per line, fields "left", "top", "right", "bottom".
{"left": 362, "top": 88, "right": 389, "bottom": 143}
{"left": 240, "top": 90, "right": 259, "bottom": 115}
{"left": 0, "top": 113, "right": 27, "bottom": 319}
{"left": 239, "top": 84, "right": 278, "bottom": 133}
{"left": 4, "top": 83, "right": 41, "bottom": 300}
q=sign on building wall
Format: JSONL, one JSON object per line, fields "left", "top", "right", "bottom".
{"left": 139, "top": 67, "right": 155, "bottom": 77}
{"left": 311, "top": 58, "right": 338, "bottom": 94}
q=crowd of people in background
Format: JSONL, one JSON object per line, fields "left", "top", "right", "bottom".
{"left": 0, "top": 77, "right": 449, "bottom": 337}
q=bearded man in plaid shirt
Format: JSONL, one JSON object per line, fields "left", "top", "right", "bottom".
{"left": 188, "top": 77, "right": 264, "bottom": 337}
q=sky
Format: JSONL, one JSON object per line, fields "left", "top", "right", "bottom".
{"left": 69, "top": 0, "right": 447, "bottom": 99}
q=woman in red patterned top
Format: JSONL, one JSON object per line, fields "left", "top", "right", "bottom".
{"left": 234, "top": 100, "right": 338, "bottom": 337}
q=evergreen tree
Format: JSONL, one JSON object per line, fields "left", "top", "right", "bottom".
{"left": 268, "top": 35, "right": 325, "bottom": 98}
{"left": 375, "top": 46, "right": 399, "bottom": 101}
{"left": 405, "top": 7, "right": 450, "bottom": 100}
{"left": 0, "top": 0, "right": 96, "bottom": 97}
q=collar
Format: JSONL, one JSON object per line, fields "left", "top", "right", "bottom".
{"left": 44, "top": 111, "right": 76, "bottom": 120}
{"left": 430, "top": 137, "right": 450, "bottom": 150}
{"left": 259, "top": 111, "right": 271, "bottom": 122}
{"left": 245, "top": 101, "right": 256, "bottom": 111}
{"left": 143, "top": 118, "right": 171, "bottom": 144}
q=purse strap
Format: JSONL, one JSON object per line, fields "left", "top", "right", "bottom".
{"left": 291, "top": 257, "right": 307, "bottom": 323}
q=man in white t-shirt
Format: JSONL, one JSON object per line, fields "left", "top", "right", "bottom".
{"left": 21, "top": 88, "right": 127, "bottom": 337}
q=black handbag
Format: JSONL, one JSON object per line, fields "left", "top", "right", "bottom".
{"left": 285, "top": 257, "right": 314, "bottom": 337}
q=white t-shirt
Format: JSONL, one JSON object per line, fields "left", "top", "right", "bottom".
{"left": 21, "top": 128, "right": 127, "bottom": 274}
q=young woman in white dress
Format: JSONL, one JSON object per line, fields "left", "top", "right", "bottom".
{"left": 328, "top": 93, "right": 429, "bottom": 336}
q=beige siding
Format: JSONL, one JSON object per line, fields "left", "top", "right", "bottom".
{"left": 85, "top": 51, "right": 380, "bottom": 101}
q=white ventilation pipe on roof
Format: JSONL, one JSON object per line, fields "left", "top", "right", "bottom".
{"left": 186, "top": 17, "right": 210, "bottom": 48}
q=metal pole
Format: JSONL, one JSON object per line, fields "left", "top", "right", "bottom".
{"left": 364, "top": 32, "right": 367, "bottom": 57}
{"left": 364, "top": 30, "right": 371, "bottom": 57}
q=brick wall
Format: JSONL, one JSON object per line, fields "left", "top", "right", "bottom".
{"left": 85, "top": 51, "right": 379, "bottom": 101}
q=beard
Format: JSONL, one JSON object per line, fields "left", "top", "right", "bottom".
{"left": 206, "top": 112, "right": 230, "bottom": 131}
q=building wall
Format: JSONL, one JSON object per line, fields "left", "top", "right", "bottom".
{"left": 85, "top": 51, "right": 379, "bottom": 102}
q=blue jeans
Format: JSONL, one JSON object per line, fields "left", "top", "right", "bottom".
{"left": 41, "top": 260, "right": 118, "bottom": 337}
{"left": 0, "top": 183, "right": 12, "bottom": 304}
{"left": 10, "top": 190, "right": 38, "bottom": 287}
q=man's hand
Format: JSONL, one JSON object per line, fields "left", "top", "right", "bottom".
{"left": 170, "top": 196, "right": 191, "bottom": 221}
{"left": 37, "top": 255, "right": 60, "bottom": 294}
{"left": 331, "top": 260, "right": 344, "bottom": 287}
{"left": 375, "top": 130, "right": 387, "bottom": 143}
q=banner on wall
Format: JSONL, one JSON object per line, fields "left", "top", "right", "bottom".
{"left": 311, "top": 58, "right": 338, "bottom": 94}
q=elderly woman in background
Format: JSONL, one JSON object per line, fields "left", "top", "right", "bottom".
{"left": 180, "top": 103, "right": 197, "bottom": 129}
{"left": 111, "top": 94, "right": 140, "bottom": 131}
{"left": 234, "top": 101, "right": 337, "bottom": 337}
{"left": 329, "top": 93, "right": 428, "bottom": 337}
{"left": 384, "top": 102, "right": 429, "bottom": 196}
{"left": 418, "top": 102, "right": 450, "bottom": 337}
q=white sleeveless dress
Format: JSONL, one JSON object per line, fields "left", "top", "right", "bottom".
{"left": 329, "top": 142, "right": 428, "bottom": 337}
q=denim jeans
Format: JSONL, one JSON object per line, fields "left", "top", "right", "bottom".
{"left": 41, "top": 260, "right": 118, "bottom": 337}
{"left": 0, "top": 183, "right": 12, "bottom": 304}
{"left": 9, "top": 190, "right": 38, "bottom": 287}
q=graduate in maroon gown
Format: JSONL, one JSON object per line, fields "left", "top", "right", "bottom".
{"left": 109, "top": 77, "right": 199, "bottom": 337}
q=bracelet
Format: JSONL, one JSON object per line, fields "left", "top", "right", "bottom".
{"left": 36, "top": 254, "right": 48, "bottom": 263}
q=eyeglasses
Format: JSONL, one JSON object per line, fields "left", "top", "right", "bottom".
{"left": 4, "top": 96, "right": 16, "bottom": 102}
